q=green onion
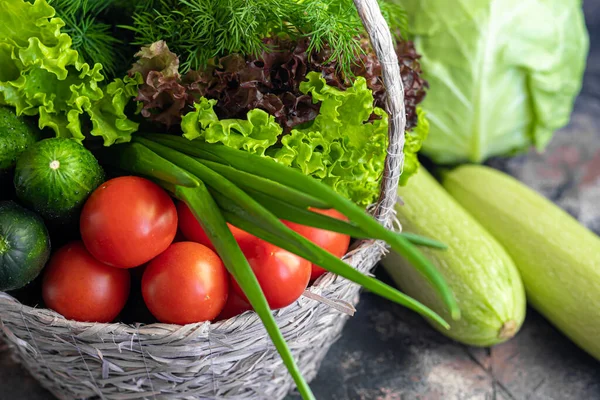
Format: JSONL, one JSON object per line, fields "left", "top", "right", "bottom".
{"left": 142, "top": 134, "right": 460, "bottom": 320}
{"left": 134, "top": 137, "right": 450, "bottom": 326}
{"left": 105, "top": 136, "right": 456, "bottom": 400}
{"left": 197, "top": 159, "right": 331, "bottom": 210}
{"left": 246, "top": 187, "right": 367, "bottom": 237}
{"left": 96, "top": 142, "right": 199, "bottom": 188}
{"left": 176, "top": 185, "right": 316, "bottom": 400}
{"left": 398, "top": 232, "right": 448, "bottom": 249}
{"left": 245, "top": 188, "right": 447, "bottom": 249}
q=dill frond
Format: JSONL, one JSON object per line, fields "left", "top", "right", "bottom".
{"left": 379, "top": 1, "right": 410, "bottom": 41}
{"left": 125, "top": 0, "right": 408, "bottom": 75}
{"left": 48, "top": 0, "right": 126, "bottom": 77}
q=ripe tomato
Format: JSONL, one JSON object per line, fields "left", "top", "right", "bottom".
{"left": 80, "top": 176, "right": 178, "bottom": 269}
{"left": 284, "top": 208, "right": 351, "bottom": 280}
{"left": 177, "top": 201, "right": 253, "bottom": 250}
{"left": 215, "top": 290, "right": 252, "bottom": 321}
{"left": 42, "top": 241, "right": 130, "bottom": 323}
{"left": 142, "top": 242, "right": 229, "bottom": 324}
{"left": 232, "top": 239, "right": 311, "bottom": 310}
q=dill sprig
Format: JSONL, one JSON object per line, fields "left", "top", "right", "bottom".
{"left": 296, "top": 0, "right": 366, "bottom": 74}
{"left": 379, "top": 1, "right": 410, "bottom": 42}
{"left": 124, "top": 0, "right": 408, "bottom": 75}
{"left": 48, "top": 0, "right": 125, "bottom": 77}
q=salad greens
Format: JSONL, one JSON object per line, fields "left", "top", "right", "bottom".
{"left": 0, "top": 0, "right": 428, "bottom": 201}
{"left": 182, "top": 71, "right": 392, "bottom": 206}
{"left": 401, "top": 107, "right": 429, "bottom": 185}
{"left": 126, "top": 0, "right": 409, "bottom": 75}
{"left": 182, "top": 99, "right": 283, "bottom": 156}
{"left": 275, "top": 72, "right": 389, "bottom": 205}
{"left": 46, "top": 0, "right": 125, "bottom": 77}
{"left": 0, "top": 0, "right": 141, "bottom": 146}
{"left": 399, "top": 0, "right": 589, "bottom": 164}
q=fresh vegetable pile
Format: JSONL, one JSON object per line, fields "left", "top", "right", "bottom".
{"left": 0, "top": 0, "right": 597, "bottom": 398}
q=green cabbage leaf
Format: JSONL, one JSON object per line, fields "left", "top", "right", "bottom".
{"left": 399, "top": 0, "right": 589, "bottom": 164}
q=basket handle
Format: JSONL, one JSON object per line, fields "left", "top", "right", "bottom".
{"left": 353, "top": 0, "right": 406, "bottom": 226}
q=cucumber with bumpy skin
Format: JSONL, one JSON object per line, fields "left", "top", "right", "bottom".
{"left": 443, "top": 165, "right": 600, "bottom": 359}
{"left": 0, "top": 201, "right": 50, "bottom": 291}
{"left": 14, "top": 138, "right": 104, "bottom": 225}
{"left": 382, "top": 165, "right": 526, "bottom": 346}
{"left": 0, "top": 106, "right": 41, "bottom": 173}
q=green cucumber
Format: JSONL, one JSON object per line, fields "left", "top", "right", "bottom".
{"left": 0, "top": 106, "right": 42, "bottom": 173}
{"left": 0, "top": 201, "right": 51, "bottom": 291}
{"left": 14, "top": 138, "right": 105, "bottom": 224}
{"left": 381, "top": 166, "right": 526, "bottom": 346}
{"left": 443, "top": 165, "right": 600, "bottom": 359}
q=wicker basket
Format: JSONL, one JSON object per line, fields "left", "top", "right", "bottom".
{"left": 0, "top": 0, "right": 406, "bottom": 398}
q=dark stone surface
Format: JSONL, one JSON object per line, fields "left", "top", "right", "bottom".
{"left": 285, "top": 275, "right": 600, "bottom": 400}
{"left": 2, "top": 2, "right": 600, "bottom": 400}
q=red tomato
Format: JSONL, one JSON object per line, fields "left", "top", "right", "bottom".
{"left": 216, "top": 290, "right": 252, "bottom": 321}
{"left": 284, "top": 208, "right": 351, "bottom": 280}
{"left": 142, "top": 242, "right": 229, "bottom": 324}
{"left": 232, "top": 239, "right": 311, "bottom": 310}
{"left": 42, "top": 241, "right": 130, "bottom": 323}
{"left": 80, "top": 176, "right": 178, "bottom": 269}
{"left": 177, "top": 201, "right": 253, "bottom": 251}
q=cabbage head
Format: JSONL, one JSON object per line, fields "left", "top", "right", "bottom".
{"left": 399, "top": 0, "right": 589, "bottom": 164}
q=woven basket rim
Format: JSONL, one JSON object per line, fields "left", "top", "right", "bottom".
{"left": 0, "top": 0, "right": 406, "bottom": 337}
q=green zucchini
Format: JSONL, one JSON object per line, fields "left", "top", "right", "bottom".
{"left": 443, "top": 165, "right": 600, "bottom": 359}
{"left": 381, "top": 166, "right": 526, "bottom": 346}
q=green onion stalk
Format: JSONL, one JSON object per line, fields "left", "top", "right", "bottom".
{"left": 98, "top": 134, "right": 460, "bottom": 400}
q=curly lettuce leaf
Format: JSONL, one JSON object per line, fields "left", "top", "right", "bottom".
{"left": 0, "top": 0, "right": 139, "bottom": 145}
{"left": 129, "top": 40, "right": 207, "bottom": 127}
{"left": 400, "top": 107, "right": 429, "bottom": 186}
{"left": 273, "top": 72, "right": 389, "bottom": 206}
{"left": 129, "top": 40, "right": 180, "bottom": 79}
{"left": 400, "top": 0, "right": 589, "bottom": 164}
{"left": 182, "top": 98, "right": 282, "bottom": 155}
{"left": 182, "top": 72, "right": 391, "bottom": 206}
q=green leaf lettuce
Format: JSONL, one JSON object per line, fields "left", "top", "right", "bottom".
{"left": 0, "top": 0, "right": 140, "bottom": 145}
{"left": 182, "top": 71, "right": 394, "bottom": 206}
{"left": 400, "top": 107, "right": 429, "bottom": 186}
{"left": 182, "top": 98, "right": 282, "bottom": 156}
{"left": 274, "top": 72, "right": 389, "bottom": 206}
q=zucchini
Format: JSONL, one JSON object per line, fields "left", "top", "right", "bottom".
{"left": 443, "top": 165, "right": 600, "bottom": 359}
{"left": 381, "top": 166, "right": 526, "bottom": 346}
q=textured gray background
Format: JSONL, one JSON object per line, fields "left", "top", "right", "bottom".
{"left": 2, "top": 2, "right": 600, "bottom": 400}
